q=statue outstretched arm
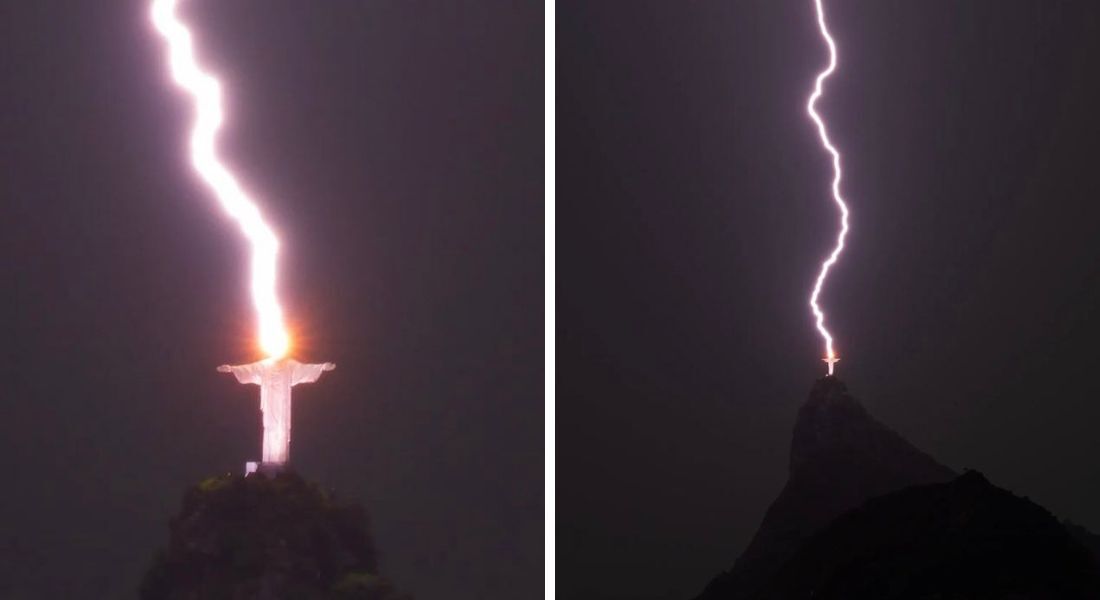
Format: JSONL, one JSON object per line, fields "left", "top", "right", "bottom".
{"left": 292, "top": 361, "right": 335, "bottom": 385}
{"left": 217, "top": 362, "right": 264, "bottom": 385}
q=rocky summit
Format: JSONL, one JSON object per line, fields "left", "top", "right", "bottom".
{"left": 697, "top": 377, "right": 956, "bottom": 600}
{"left": 140, "top": 471, "right": 409, "bottom": 600}
{"left": 695, "top": 377, "right": 1100, "bottom": 600}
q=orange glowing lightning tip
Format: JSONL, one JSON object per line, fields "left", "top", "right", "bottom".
{"left": 806, "top": 0, "right": 850, "bottom": 376}
{"left": 150, "top": 0, "right": 290, "bottom": 359}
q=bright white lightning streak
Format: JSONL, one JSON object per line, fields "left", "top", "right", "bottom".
{"left": 150, "top": 0, "right": 290, "bottom": 359}
{"left": 806, "top": 0, "right": 850, "bottom": 376}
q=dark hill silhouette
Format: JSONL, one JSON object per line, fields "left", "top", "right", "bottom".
{"left": 140, "top": 471, "right": 409, "bottom": 600}
{"left": 1066, "top": 520, "right": 1100, "bottom": 562}
{"left": 697, "top": 376, "right": 956, "bottom": 600}
{"left": 695, "top": 377, "right": 1100, "bottom": 600}
{"left": 756, "top": 470, "right": 1100, "bottom": 599}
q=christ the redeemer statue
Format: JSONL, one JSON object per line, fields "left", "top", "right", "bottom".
{"left": 217, "top": 358, "right": 335, "bottom": 467}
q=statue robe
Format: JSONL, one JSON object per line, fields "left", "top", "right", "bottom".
{"left": 224, "top": 358, "right": 329, "bottom": 464}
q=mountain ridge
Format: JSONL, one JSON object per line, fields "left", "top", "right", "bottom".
{"left": 694, "top": 377, "right": 1100, "bottom": 599}
{"left": 696, "top": 377, "right": 956, "bottom": 600}
{"left": 756, "top": 470, "right": 1100, "bottom": 599}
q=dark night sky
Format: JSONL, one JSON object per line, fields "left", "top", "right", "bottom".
{"left": 0, "top": 1, "right": 542, "bottom": 598}
{"left": 560, "top": 2, "right": 1100, "bottom": 599}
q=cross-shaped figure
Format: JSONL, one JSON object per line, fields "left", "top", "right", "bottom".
{"left": 218, "top": 358, "right": 335, "bottom": 467}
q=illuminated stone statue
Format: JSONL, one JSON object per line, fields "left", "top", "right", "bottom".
{"left": 218, "top": 359, "right": 335, "bottom": 466}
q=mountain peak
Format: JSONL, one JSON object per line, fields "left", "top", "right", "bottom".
{"left": 806, "top": 374, "right": 851, "bottom": 402}
{"left": 788, "top": 377, "right": 952, "bottom": 487}
{"left": 140, "top": 471, "right": 410, "bottom": 600}
{"left": 790, "top": 376, "right": 870, "bottom": 475}
{"left": 696, "top": 378, "right": 956, "bottom": 600}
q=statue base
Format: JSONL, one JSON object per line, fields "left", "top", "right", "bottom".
{"left": 245, "top": 461, "right": 287, "bottom": 477}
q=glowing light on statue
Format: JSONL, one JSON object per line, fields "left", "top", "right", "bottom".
{"left": 806, "top": 0, "right": 850, "bottom": 376}
{"left": 151, "top": 0, "right": 336, "bottom": 470}
{"left": 150, "top": 0, "right": 288, "bottom": 358}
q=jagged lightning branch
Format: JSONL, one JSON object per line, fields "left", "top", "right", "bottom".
{"left": 150, "top": 0, "right": 290, "bottom": 359}
{"left": 806, "top": 0, "right": 850, "bottom": 376}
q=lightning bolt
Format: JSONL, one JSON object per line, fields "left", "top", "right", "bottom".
{"left": 806, "top": 0, "right": 850, "bottom": 376}
{"left": 150, "top": 0, "right": 290, "bottom": 359}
